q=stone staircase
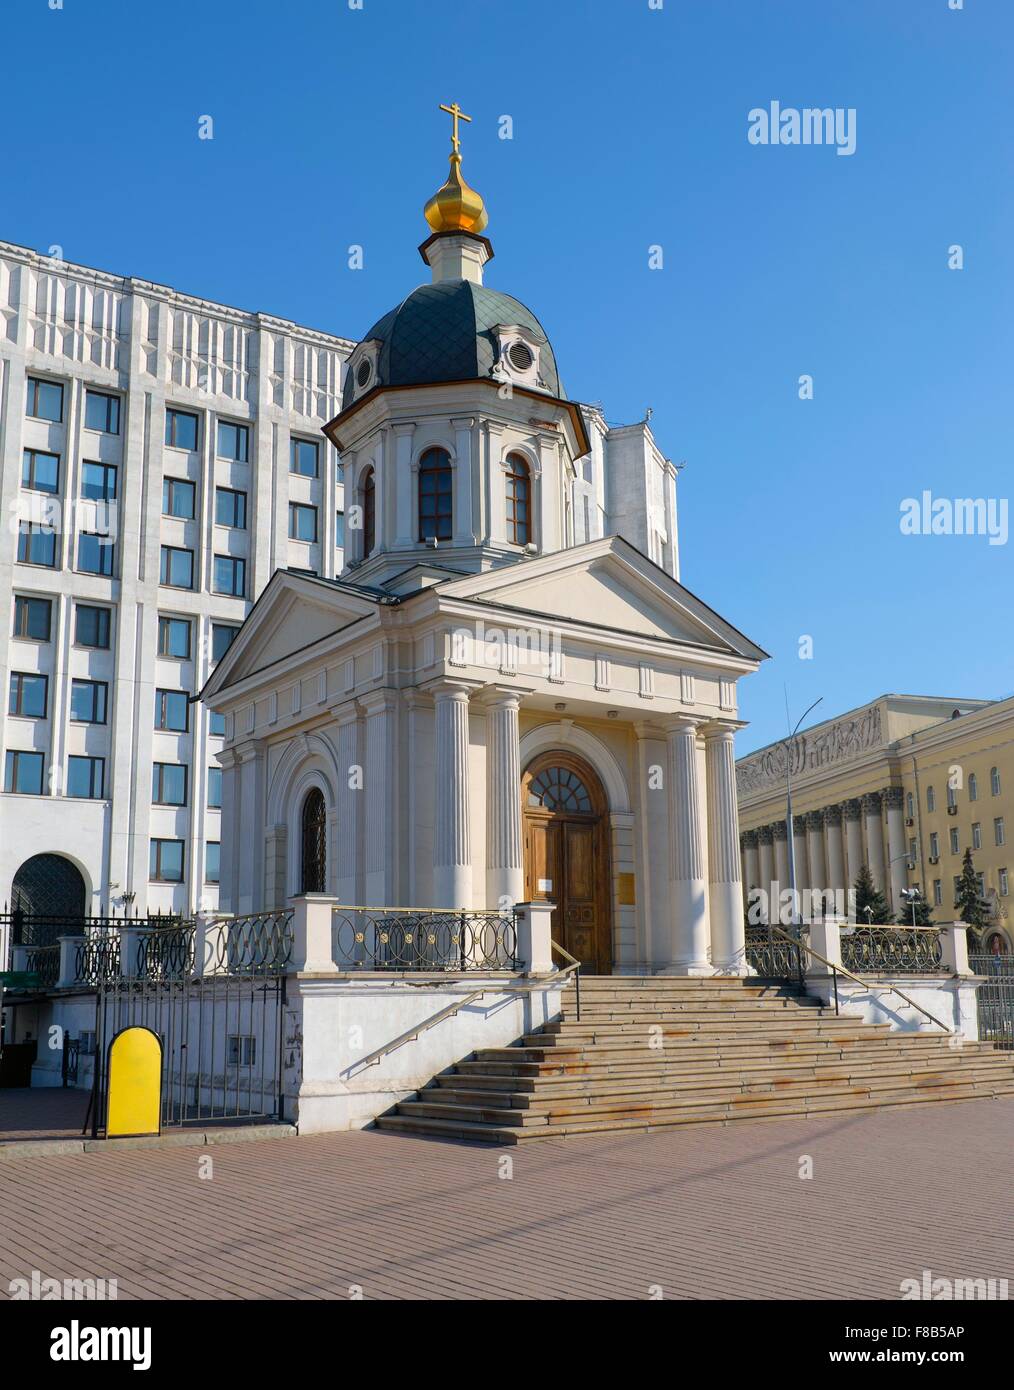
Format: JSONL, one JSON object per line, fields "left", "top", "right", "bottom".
{"left": 375, "top": 976, "right": 1014, "bottom": 1143}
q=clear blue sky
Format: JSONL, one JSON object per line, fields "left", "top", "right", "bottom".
{"left": 4, "top": 0, "right": 1012, "bottom": 752}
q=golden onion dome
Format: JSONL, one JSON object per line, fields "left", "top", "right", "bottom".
{"left": 423, "top": 102, "right": 488, "bottom": 235}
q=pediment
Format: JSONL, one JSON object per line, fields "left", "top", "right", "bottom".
{"left": 439, "top": 537, "right": 765, "bottom": 658}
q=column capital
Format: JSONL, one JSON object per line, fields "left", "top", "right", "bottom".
{"left": 805, "top": 809, "right": 824, "bottom": 830}
{"left": 772, "top": 821, "right": 788, "bottom": 841}
{"left": 823, "top": 803, "right": 843, "bottom": 826}
{"left": 422, "top": 676, "right": 483, "bottom": 702}
{"left": 662, "top": 714, "right": 702, "bottom": 736}
{"left": 358, "top": 687, "right": 399, "bottom": 716}
{"left": 326, "top": 696, "right": 361, "bottom": 727}
{"left": 843, "top": 797, "right": 863, "bottom": 821}
{"left": 881, "top": 785, "right": 904, "bottom": 808}
{"left": 741, "top": 828, "right": 759, "bottom": 848}
{"left": 701, "top": 718, "right": 747, "bottom": 739}
{"left": 479, "top": 683, "right": 533, "bottom": 710}
{"left": 792, "top": 813, "right": 808, "bottom": 834}
{"left": 757, "top": 823, "right": 775, "bottom": 844}
{"left": 861, "top": 791, "right": 882, "bottom": 814}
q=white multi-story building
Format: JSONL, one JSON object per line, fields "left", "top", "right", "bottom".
{"left": 0, "top": 240, "right": 354, "bottom": 923}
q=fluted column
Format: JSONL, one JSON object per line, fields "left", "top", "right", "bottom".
{"left": 361, "top": 690, "right": 398, "bottom": 905}
{"left": 332, "top": 700, "right": 360, "bottom": 905}
{"left": 484, "top": 689, "right": 523, "bottom": 910}
{"left": 883, "top": 785, "right": 907, "bottom": 915}
{"left": 824, "top": 803, "right": 845, "bottom": 898}
{"left": 862, "top": 791, "right": 886, "bottom": 891}
{"left": 705, "top": 723, "right": 747, "bottom": 973}
{"left": 843, "top": 799, "right": 863, "bottom": 890}
{"left": 432, "top": 681, "right": 473, "bottom": 907}
{"left": 742, "top": 829, "right": 760, "bottom": 903}
{"left": 757, "top": 825, "right": 775, "bottom": 918}
{"left": 791, "top": 814, "right": 810, "bottom": 903}
{"left": 806, "top": 810, "right": 827, "bottom": 894}
{"left": 773, "top": 821, "right": 790, "bottom": 900}
{"left": 664, "top": 717, "right": 710, "bottom": 973}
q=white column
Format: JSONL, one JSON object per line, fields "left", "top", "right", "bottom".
{"left": 791, "top": 814, "right": 810, "bottom": 903}
{"left": 663, "top": 717, "right": 710, "bottom": 973}
{"left": 806, "top": 811, "right": 827, "bottom": 895}
{"left": 758, "top": 825, "right": 775, "bottom": 918}
{"left": 742, "top": 830, "right": 760, "bottom": 905}
{"left": 636, "top": 723, "right": 671, "bottom": 967}
{"left": 484, "top": 689, "right": 523, "bottom": 910}
{"left": 844, "top": 800, "right": 863, "bottom": 891}
{"left": 235, "top": 740, "right": 266, "bottom": 914}
{"left": 361, "top": 690, "right": 397, "bottom": 905}
{"left": 773, "top": 823, "right": 790, "bottom": 902}
{"left": 705, "top": 723, "right": 747, "bottom": 973}
{"left": 452, "top": 417, "right": 474, "bottom": 546}
{"left": 392, "top": 423, "right": 415, "bottom": 548}
{"left": 883, "top": 786, "right": 907, "bottom": 915}
{"left": 824, "top": 804, "right": 846, "bottom": 896}
{"left": 332, "top": 701, "right": 360, "bottom": 904}
{"left": 432, "top": 681, "right": 473, "bottom": 908}
{"left": 862, "top": 792, "right": 886, "bottom": 891}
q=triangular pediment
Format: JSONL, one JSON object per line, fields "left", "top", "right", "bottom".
{"left": 201, "top": 571, "right": 379, "bottom": 700}
{"left": 438, "top": 536, "right": 766, "bottom": 658}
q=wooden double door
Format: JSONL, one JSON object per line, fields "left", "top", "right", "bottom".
{"left": 521, "top": 752, "right": 612, "bottom": 975}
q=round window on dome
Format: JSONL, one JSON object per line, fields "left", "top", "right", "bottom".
{"left": 507, "top": 341, "right": 534, "bottom": 372}
{"left": 356, "top": 359, "right": 372, "bottom": 388}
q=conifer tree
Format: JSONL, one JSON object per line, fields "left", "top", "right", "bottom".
{"left": 852, "top": 862, "right": 894, "bottom": 926}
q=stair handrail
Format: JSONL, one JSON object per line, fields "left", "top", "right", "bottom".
{"left": 347, "top": 951, "right": 579, "bottom": 1075}
{"left": 768, "top": 925, "right": 953, "bottom": 1034}
{"left": 551, "top": 940, "right": 582, "bottom": 1021}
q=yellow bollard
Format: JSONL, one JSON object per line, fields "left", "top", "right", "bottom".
{"left": 106, "top": 1027, "right": 162, "bottom": 1138}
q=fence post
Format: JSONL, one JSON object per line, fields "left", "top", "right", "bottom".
{"left": 940, "top": 922, "right": 972, "bottom": 977}
{"left": 56, "top": 936, "right": 78, "bottom": 989}
{"left": 806, "top": 916, "right": 843, "bottom": 978}
{"left": 11, "top": 944, "right": 30, "bottom": 973}
{"left": 118, "top": 924, "right": 144, "bottom": 980}
{"left": 195, "top": 909, "right": 229, "bottom": 976}
{"left": 514, "top": 901, "right": 555, "bottom": 976}
{"left": 288, "top": 894, "right": 338, "bottom": 972}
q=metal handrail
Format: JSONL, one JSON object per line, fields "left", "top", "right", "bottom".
{"left": 768, "top": 925, "right": 953, "bottom": 1033}
{"left": 346, "top": 939, "right": 578, "bottom": 1075}
{"left": 551, "top": 939, "right": 582, "bottom": 1022}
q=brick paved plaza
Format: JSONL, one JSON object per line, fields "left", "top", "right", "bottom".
{"left": 1, "top": 1097, "right": 1012, "bottom": 1300}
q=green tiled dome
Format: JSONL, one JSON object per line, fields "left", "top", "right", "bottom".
{"left": 342, "top": 280, "right": 562, "bottom": 409}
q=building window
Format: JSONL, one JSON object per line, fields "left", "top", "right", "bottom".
{"left": 9, "top": 672, "right": 48, "bottom": 719}
{"left": 1000, "top": 868, "right": 1009, "bottom": 897}
{"left": 977, "top": 872, "right": 986, "bottom": 897}
{"left": 992, "top": 766, "right": 1002, "bottom": 796}
{"left": 22, "top": 448, "right": 60, "bottom": 494}
{"left": 13, "top": 596, "right": 52, "bottom": 641}
{"left": 150, "top": 838, "right": 185, "bottom": 883}
{"left": 213, "top": 555, "right": 246, "bottom": 597}
{"left": 227, "top": 1035, "right": 256, "bottom": 1066}
{"left": 209, "top": 711, "right": 226, "bottom": 738}
{"left": 82, "top": 461, "right": 118, "bottom": 502}
{"left": 77, "top": 532, "right": 115, "bottom": 577}
{"left": 4, "top": 750, "right": 45, "bottom": 795}
{"left": 207, "top": 766, "right": 222, "bottom": 808}
{"left": 289, "top": 502, "right": 318, "bottom": 542}
{"left": 155, "top": 688, "right": 189, "bottom": 732}
{"left": 26, "top": 376, "right": 64, "bottom": 422}
{"left": 933, "top": 879, "right": 942, "bottom": 906}
{"left": 216, "top": 421, "right": 249, "bottom": 462}
{"left": 946, "top": 784, "right": 957, "bottom": 809}
{"left": 905, "top": 791, "right": 914, "bottom": 819}
{"left": 996, "top": 817, "right": 1006, "bottom": 847}
{"left": 152, "top": 763, "right": 188, "bottom": 806}
{"left": 335, "top": 511, "right": 345, "bottom": 548}
{"left": 215, "top": 487, "right": 247, "bottom": 529}
{"left": 972, "top": 822, "right": 982, "bottom": 851}
{"left": 206, "top": 840, "right": 221, "bottom": 884}
{"left": 949, "top": 827, "right": 959, "bottom": 855}
{"left": 211, "top": 623, "right": 238, "bottom": 663}
{"left": 927, "top": 786, "right": 936, "bottom": 812}
{"left": 362, "top": 469, "right": 376, "bottom": 556}
{"left": 75, "top": 604, "right": 111, "bottom": 649}
{"left": 84, "top": 390, "right": 121, "bottom": 434}
{"left": 968, "top": 773, "right": 978, "bottom": 802}
{"left": 418, "top": 448, "right": 452, "bottom": 542}
{"left": 67, "top": 755, "right": 104, "bottom": 799}
{"left": 165, "top": 408, "right": 199, "bottom": 451}
{"left": 929, "top": 832, "right": 939, "bottom": 858}
{"left": 158, "top": 616, "right": 192, "bottom": 659}
{"left": 70, "top": 679, "right": 108, "bottom": 724}
{"left": 160, "top": 545, "right": 194, "bottom": 589}
{"left": 505, "top": 453, "right": 531, "bottom": 545}
{"left": 908, "top": 836, "right": 917, "bottom": 863}
{"left": 163, "top": 477, "right": 196, "bottom": 519}
{"left": 291, "top": 438, "right": 319, "bottom": 477}
{"left": 17, "top": 523, "right": 57, "bottom": 567}
{"left": 336, "top": 460, "right": 345, "bottom": 484}
{"left": 300, "top": 787, "right": 326, "bottom": 892}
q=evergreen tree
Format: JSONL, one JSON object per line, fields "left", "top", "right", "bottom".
{"left": 955, "top": 847, "right": 991, "bottom": 934}
{"left": 852, "top": 863, "right": 894, "bottom": 925}
{"left": 898, "top": 890, "right": 934, "bottom": 926}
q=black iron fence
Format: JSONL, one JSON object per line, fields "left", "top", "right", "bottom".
{"left": 331, "top": 907, "right": 517, "bottom": 971}
{"left": 970, "top": 951, "right": 1014, "bottom": 1050}
{"left": 839, "top": 926, "right": 943, "bottom": 974}
{"left": 745, "top": 926, "right": 808, "bottom": 984}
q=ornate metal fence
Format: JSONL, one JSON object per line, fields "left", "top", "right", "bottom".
{"left": 331, "top": 906, "right": 518, "bottom": 971}
{"left": 745, "top": 926, "right": 808, "bottom": 984}
{"left": 970, "top": 951, "right": 1014, "bottom": 1050}
{"left": 839, "top": 926, "right": 943, "bottom": 974}
{"left": 217, "top": 911, "right": 293, "bottom": 975}
{"left": 24, "top": 943, "right": 59, "bottom": 989}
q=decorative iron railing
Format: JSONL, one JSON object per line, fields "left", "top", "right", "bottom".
{"left": 24, "top": 943, "right": 59, "bottom": 989}
{"left": 969, "top": 951, "right": 1014, "bottom": 1050}
{"left": 331, "top": 906, "right": 518, "bottom": 971}
{"left": 839, "top": 926, "right": 943, "bottom": 974}
{"left": 73, "top": 932, "right": 122, "bottom": 986}
{"left": 745, "top": 926, "right": 808, "bottom": 983}
{"left": 135, "top": 924, "right": 196, "bottom": 980}
{"left": 214, "top": 911, "right": 293, "bottom": 975}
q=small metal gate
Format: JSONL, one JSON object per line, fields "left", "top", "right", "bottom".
{"left": 970, "top": 952, "right": 1014, "bottom": 1050}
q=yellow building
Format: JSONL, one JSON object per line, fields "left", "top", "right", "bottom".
{"left": 736, "top": 693, "right": 1013, "bottom": 947}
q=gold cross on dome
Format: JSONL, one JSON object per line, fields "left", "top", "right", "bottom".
{"left": 439, "top": 101, "right": 472, "bottom": 154}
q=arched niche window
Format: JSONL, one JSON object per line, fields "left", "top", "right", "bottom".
{"left": 505, "top": 453, "right": 531, "bottom": 546}
{"left": 361, "top": 468, "right": 375, "bottom": 558}
{"left": 300, "top": 788, "right": 326, "bottom": 893}
{"left": 418, "top": 448, "right": 452, "bottom": 542}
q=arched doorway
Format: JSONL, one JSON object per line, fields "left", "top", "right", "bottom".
{"left": 10, "top": 854, "right": 87, "bottom": 943}
{"left": 300, "top": 788, "right": 327, "bottom": 893}
{"left": 522, "top": 752, "right": 612, "bottom": 974}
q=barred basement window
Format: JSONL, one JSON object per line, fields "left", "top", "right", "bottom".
{"left": 227, "top": 1035, "right": 256, "bottom": 1066}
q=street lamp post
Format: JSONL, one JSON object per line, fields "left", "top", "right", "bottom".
{"left": 782, "top": 697, "right": 823, "bottom": 936}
